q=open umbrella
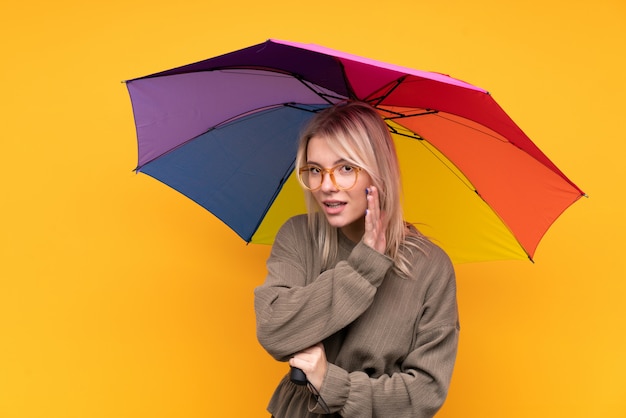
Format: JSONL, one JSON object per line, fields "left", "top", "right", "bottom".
{"left": 125, "top": 39, "right": 585, "bottom": 263}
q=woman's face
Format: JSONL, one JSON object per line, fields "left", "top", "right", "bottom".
{"left": 305, "top": 135, "right": 373, "bottom": 242}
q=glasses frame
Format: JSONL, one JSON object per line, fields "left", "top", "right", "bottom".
{"left": 297, "top": 163, "right": 362, "bottom": 191}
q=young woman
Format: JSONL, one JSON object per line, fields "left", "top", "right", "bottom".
{"left": 254, "top": 101, "right": 459, "bottom": 417}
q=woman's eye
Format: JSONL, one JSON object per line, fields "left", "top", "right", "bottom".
{"left": 339, "top": 165, "right": 354, "bottom": 174}
{"left": 309, "top": 166, "right": 322, "bottom": 174}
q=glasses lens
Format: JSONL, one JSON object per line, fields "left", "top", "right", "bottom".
{"left": 332, "top": 165, "right": 358, "bottom": 189}
{"left": 298, "top": 166, "right": 317, "bottom": 189}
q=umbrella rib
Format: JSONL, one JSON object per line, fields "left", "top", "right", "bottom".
{"left": 388, "top": 126, "right": 532, "bottom": 261}
{"left": 385, "top": 123, "right": 425, "bottom": 141}
{"left": 248, "top": 162, "right": 297, "bottom": 242}
{"left": 367, "top": 76, "right": 408, "bottom": 106}
{"left": 135, "top": 104, "right": 301, "bottom": 170}
{"left": 208, "top": 67, "right": 350, "bottom": 104}
{"left": 384, "top": 109, "right": 439, "bottom": 119}
{"left": 211, "top": 104, "right": 289, "bottom": 129}
{"left": 293, "top": 76, "right": 348, "bottom": 104}
{"left": 387, "top": 124, "right": 477, "bottom": 193}
{"left": 433, "top": 113, "right": 509, "bottom": 143}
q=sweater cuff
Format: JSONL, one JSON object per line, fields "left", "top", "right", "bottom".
{"left": 347, "top": 240, "right": 393, "bottom": 288}
{"left": 309, "top": 363, "right": 349, "bottom": 414}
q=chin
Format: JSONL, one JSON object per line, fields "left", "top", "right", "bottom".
{"left": 325, "top": 214, "right": 364, "bottom": 231}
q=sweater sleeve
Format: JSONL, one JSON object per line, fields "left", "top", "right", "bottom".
{"left": 311, "top": 247, "right": 460, "bottom": 418}
{"left": 254, "top": 217, "right": 393, "bottom": 361}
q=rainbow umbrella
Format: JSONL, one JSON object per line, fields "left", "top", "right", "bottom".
{"left": 125, "top": 39, "right": 585, "bottom": 263}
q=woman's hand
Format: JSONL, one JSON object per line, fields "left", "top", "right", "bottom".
{"left": 289, "top": 343, "right": 328, "bottom": 391}
{"left": 364, "top": 186, "right": 386, "bottom": 253}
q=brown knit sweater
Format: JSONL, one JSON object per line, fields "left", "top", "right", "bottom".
{"left": 254, "top": 215, "right": 459, "bottom": 418}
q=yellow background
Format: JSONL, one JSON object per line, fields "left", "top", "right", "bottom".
{"left": 1, "top": 0, "right": 624, "bottom": 416}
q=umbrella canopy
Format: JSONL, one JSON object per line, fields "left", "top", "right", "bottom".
{"left": 125, "top": 39, "right": 585, "bottom": 263}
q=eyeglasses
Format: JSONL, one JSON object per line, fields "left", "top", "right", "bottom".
{"left": 297, "top": 163, "right": 362, "bottom": 191}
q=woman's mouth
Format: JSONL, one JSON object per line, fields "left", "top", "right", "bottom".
{"left": 323, "top": 201, "right": 346, "bottom": 214}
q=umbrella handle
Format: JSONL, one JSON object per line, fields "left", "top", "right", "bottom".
{"left": 290, "top": 366, "right": 307, "bottom": 385}
{"left": 290, "top": 366, "right": 330, "bottom": 413}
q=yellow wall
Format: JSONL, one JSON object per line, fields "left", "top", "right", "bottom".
{"left": 1, "top": 0, "right": 624, "bottom": 416}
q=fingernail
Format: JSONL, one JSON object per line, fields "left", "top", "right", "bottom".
{"left": 365, "top": 188, "right": 370, "bottom": 196}
{"left": 365, "top": 209, "right": 369, "bottom": 216}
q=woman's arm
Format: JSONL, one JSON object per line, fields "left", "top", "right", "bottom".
{"left": 314, "top": 324, "right": 459, "bottom": 417}
{"left": 311, "top": 251, "right": 459, "bottom": 418}
{"left": 254, "top": 217, "right": 393, "bottom": 361}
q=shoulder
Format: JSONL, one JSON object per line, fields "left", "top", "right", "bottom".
{"left": 275, "top": 214, "right": 309, "bottom": 239}
{"left": 272, "top": 214, "right": 311, "bottom": 252}
{"left": 268, "top": 215, "right": 319, "bottom": 278}
{"left": 404, "top": 233, "right": 455, "bottom": 280}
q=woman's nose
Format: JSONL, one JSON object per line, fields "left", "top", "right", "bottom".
{"left": 320, "top": 171, "right": 338, "bottom": 192}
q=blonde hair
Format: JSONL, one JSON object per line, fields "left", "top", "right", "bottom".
{"left": 295, "top": 101, "right": 426, "bottom": 278}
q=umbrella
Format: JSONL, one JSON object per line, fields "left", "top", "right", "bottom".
{"left": 124, "top": 39, "right": 585, "bottom": 263}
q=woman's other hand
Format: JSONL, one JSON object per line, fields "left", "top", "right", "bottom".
{"left": 289, "top": 343, "right": 328, "bottom": 391}
{"left": 364, "top": 186, "right": 386, "bottom": 253}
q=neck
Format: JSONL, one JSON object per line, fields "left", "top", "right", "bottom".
{"left": 340, "top": 218, "right": 365, "bottom": 243}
